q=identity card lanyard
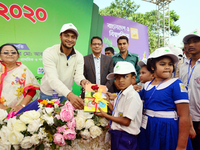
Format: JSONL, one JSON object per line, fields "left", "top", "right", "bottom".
{"left": 144, "top": 78, "right": 166, "bottom": 112}
{"left": 186, "top": 60, "right": 196, "bottom": 88}
{"left": 174, "top": 63, "right": 178, "bottom": 77}
{"left": 110, "top": 91, "right": 122, "bottom": 126}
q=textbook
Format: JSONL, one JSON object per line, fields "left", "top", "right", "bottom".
{"left": 84, "top": 84, "right": 108, "bottom": 113}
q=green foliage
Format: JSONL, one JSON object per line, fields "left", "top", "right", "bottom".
{"left": 36, "top": 143, "right": 44, "bottom": 150}
{"left": 99, "top": 0, "right": 180, "bottom": 54}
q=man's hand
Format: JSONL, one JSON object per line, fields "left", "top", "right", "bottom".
{"left": 67, "top": 92, "right": 84, "bottom": 110}
{"left": 80, "top": 79, "right": 91, "bottom": 88}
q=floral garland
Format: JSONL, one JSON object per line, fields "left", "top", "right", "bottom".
{"left": 0, "top": 99, "right": 110, "bottom": 150}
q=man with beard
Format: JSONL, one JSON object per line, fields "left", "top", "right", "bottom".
{"left": 40, "top": 23, "right": 89, "bottom": 109}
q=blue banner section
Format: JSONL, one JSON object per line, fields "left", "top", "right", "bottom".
{"left": 6, "top": 43, "right": 30, "bottom": 50}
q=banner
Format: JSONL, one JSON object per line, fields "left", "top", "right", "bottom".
{"left": 0, "top": 0, "right": 104, "bottom": 95}
{"left": 102, "top": 16, "right": 149, "bottom": 61}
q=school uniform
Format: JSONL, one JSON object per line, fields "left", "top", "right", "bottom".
{"left": 180, "top": 58, "right": 200, "bottom": 150}
{"left": 110, "top": 84, "right": 143, "bottom": 150}
{"left": 138, "top": 78, "right": 193, "bottom": 150}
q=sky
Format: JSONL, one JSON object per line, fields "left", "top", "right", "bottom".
{"left": 93, "top": 0, "right": 200, "bottom": 48}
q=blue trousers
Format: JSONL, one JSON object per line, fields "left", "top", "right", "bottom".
{"left": 109, "top": 130, "right": 139, "bottom": 150}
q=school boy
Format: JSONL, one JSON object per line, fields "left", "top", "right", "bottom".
{"left": 180, "top": 29, "right": 200, "bottom": 150}
{"left": 96, "top": 61, "right": 143, "bottom": 150}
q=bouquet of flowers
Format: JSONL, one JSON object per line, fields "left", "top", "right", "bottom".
{"left": 0, "top": 99, "right": 110, "bottom": 150}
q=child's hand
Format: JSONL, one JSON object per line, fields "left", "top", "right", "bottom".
{"left": 95, "top": 107, "right": 107, "bottom": 117}
{"left": 106, "top": 92, "right": 117, "bottom": 100}
{"left": 133, "top": 85, "right": 142, "bottom": 92}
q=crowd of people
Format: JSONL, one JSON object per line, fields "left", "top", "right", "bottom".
{"left": 0, "top": 23, "right": 200, "bottom": 150}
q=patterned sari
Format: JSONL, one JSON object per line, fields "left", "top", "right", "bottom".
{"left": 0, "top": 61, "right": 40, "bottom": 106}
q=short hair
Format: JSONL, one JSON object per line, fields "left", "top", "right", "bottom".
{"left": 91, "top": 36, "right": 103, "bottom": 44}
{"left": 131, "top": 72, "right": 136, "bottom": 76}
{"left": 0, "top": 43, "right": 19, "bottom": 55}
{"left": 105, "top": 47, "right": 114, "bottom": 54}
{"left": 147, "top": 56, "right": 175, "bottom": 73}
{"left": 117, "top": 36, "right": 129, "bottom": 44}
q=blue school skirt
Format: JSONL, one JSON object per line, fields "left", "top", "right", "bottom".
{"left": 138, "top": 115, "right": 193, "bottom": 150}
{"left": 109, "top": 130, "right": 139, "bottom": 150}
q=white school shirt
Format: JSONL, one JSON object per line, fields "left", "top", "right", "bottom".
{"left": 111, "top": 85, "right": 143, "bottom": 135}
{"left": 179, "top": 58, "right": 200, "bottom": 121}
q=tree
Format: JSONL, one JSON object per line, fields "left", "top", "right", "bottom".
{"left": 99, "top": 0, "right": 180, "bottom": 54}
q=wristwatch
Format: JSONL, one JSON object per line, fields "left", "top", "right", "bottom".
{"left": 20, "top": 104, "right": 26, "bottom": 107}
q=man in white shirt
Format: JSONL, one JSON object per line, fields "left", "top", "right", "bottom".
{"left": 40, "top": 23, "right": 89, "bottom": 109}
{"left": 84, "top": 36, "right": 114, "bottom": 92}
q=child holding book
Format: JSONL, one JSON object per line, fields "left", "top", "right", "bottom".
{"left": 138, "top": 47, "right": 193, "bottom": 150}
{"left": 180, "top": 29, "right": 200, "bottom": 150}
{"left": 96, "top": 61, "right": 142, "bottom": 150}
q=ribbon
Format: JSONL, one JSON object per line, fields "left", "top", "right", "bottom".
{"left": 91, "top": 89, "right": 108, "bottom": 113}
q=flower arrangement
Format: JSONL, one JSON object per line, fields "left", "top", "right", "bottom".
{"left": 0, "top": 99, "right": 110, "bottom": 150}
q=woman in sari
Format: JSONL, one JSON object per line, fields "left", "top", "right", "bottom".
{"left": 0, "top": 44, "right": 40, "bottom": 112}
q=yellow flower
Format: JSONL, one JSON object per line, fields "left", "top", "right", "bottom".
{"left": 41, "top": 100, "right": 48, "bottom": 106}
{"left": 0, "top": 97, "right": 5, "bottom": 104}
{"left": 16, "top": 87, "right": 24, "bottom": 96}
{"left": 50, "top": 100, "right": 55, "bottom": 105}
{"left": 22, "top": 73, "right": 26, "bottom": 78}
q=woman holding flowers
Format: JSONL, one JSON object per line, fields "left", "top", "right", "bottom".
{"left": 0, "top": 44, "right": 40, "bottom": 112}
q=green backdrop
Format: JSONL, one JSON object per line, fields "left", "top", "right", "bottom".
{"left": 0, "top": 0, "right": 103, "bottom": 95}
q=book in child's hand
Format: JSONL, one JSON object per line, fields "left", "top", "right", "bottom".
{"left": 84, "top": 84, "right": 108, "bottom": 113}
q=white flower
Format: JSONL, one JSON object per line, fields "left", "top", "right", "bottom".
{"left": 80, "top": 129, "right": 91, "bottom": 139}
{"left": 21, "top": 136, "right": 33, "bottom": 149}
{"left": 0, "top": 126, "right": 11, "bottom": 141}
{"left": 76, "top": 110, "right": 93, "bottom": 119}
{"left": 28, "top": 110, "right": 40, "bottom": 120}
{"left": 13, "top": 145, "right": 20, "bottom": 150}
{"left": 89, "top": 126, "right": 102, "bottom": 138}
{"left": 85, "top": 119, "right": 95, "bottom": 129}
{"left": 41, "top": 114, "right": 54, "bottom": 125}
{"left": 44, "top": 107, "right": 54, "bottom": 114}
{"left": 27, "top": 118, "right": 43, "bottom": 134}
{"left": 7, "top": 117, "right": 17, "bottom": 130}
{"left": 20, "top": 112, "right": 33, "bottom": 124}
{"left": 0, "top": 109, "right": 8, "bottom": 122}
{"left": 99, "top": 117, "right": 109, "bottom": 127}
{"left": 38, "top": 128, "right": 47, "bottom": 139}
{"left": 8, "top": 130, "right": 24, "bottom": 144}
{"left": 75, "top": 116, "right": 86, "bottom": 130}
{"left": 31, "top": 134, "right": 40, "bottom": 145}
{"left": 13, "top": 120, "right": 26, "bottom": 132}
{"left": 54, "top": 103, "right": 59, "bottom": 108}
{"left": 0, "top": 140, "right": 11, "bottom": 150}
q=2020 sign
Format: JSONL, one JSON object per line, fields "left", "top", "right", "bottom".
{"left": 0, "top": 2, "right": 47, "bottom": 23}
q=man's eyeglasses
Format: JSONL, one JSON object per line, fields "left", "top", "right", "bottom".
{"left": 1, "top": 51, "right": 18, "bottom": 55}
{"left": 91, "top": 43, "right": 102, "bottom": 46}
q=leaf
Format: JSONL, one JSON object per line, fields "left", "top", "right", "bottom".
{"left": 51, "top": 143, "right": 56, "bottom": 150}
{"left": 6, "top": 108, "right": 11, "bottom": 113}
{"left": 35, "top": 143, "right": 44, "bottom": 150}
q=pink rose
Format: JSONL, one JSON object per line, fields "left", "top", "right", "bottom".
{"left": 60, "top": 109, "right": 74, "bottom": 122}
{"left": 64, "top": 101, "right": 75, "bottom": 111}
{"left": 57, "top": 125, "right": 67, "bottom": 133}
{"left": 55, "top": 114, "right": 61, "bottom": 120}
{"left": 63, "top": 129, "right": 76, "bottom": 140}
{"left": 6, "top": 112, "right": 15, "bottom": 119}
{"left": 67, "top": 118, "right": 76, "bottom": 129}
{"left": 54, "top": 99, "right": 60, "bottom": 105}
{"left": 53, "top": 133, "right": 66, "bottom": 146}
